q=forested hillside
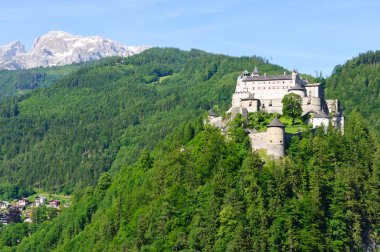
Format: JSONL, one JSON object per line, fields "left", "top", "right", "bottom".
{"left": 0, "top": 48, "right": 287, "bottom": 193}
{"left": 0, "top": 64, "right": 81, "bottom": 100}
{"left": 326, "top": 50, "right": 380, "bottom": 131}
{"left": 1, "top": 48, "right": 379, "bottom": 251}
{"left": 5, "top": 111, "right": 378, "bottom": 251}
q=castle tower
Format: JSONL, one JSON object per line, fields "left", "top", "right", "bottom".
{"left": 312, "top": 110, "right": 330, "bottom": 128}
{"left": 288, "top": 85, "right": 306, "bottom": 97}
{"left": 266, "top": 117, "right": 285, "bottom": 159}
{"left": 252, "top": 66, "right": 259, "bottom": 76}
{"left": 292, "top": 69, "right": 298, "bottom": 80}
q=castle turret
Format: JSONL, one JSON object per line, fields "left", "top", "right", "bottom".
{"left": 292, "top": 69, "right": 298, "bottom": 80}
{"left": 266, "top": 117, "right": 285, "bottom": 159}
{"left": 288, "top": 84, "right": 306, "bottom": 97}
{"left": 312, "top": 110, "right": 330, "bottom": 128}
{"left": 252, "top": 66, "right": 259, "bottom": 76}
{"left": 242, "top": 70, "right": 249, "bottom": 77}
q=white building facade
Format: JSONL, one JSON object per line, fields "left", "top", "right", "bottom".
{"left": 230, "top": 67, "right": 324, "bottom": 115}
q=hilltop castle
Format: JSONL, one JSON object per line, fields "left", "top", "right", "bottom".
{"left": 208, "top": 67, "right": 344, "bottom": 159}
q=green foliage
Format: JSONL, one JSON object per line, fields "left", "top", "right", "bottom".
{"left": 0, "top": 183, "right": 34, "bottom": 200}
{"left": 8, "top": 112, "right": 379, "bottom": 251}
{"left": 326, "top": 50, "right": 380, "bottom": 132}
{"left": 0, "top": 48, "right": 287, "bottom": 193}
{"left": 282, "top": 93, "right": 302, "bottom": 125}
{"left": 246, "top": 111, "right": 277, "bottom": 131}
{"left": 0, "top": 223, "right": 28, "bottom": 248}
{"left": 31, "top": 206, "right": 59, "bottom": 225}
{"left": 1, "top": 48, "right": 379, "bottom": 251}
{"left": 0, "top": 64, "right": 81, "bottom": 100}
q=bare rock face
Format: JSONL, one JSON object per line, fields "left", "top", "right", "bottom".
{"left": 0, "top": 31, "right": 151, "bottom": 70}
{"left": 0, "top": 41, "right": 26, "bottom": 60}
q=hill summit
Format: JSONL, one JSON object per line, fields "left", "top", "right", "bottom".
{"left": 0, "top": 31, "right": 151, "bottom": 70}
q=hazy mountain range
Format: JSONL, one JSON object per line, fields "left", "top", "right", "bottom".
{"left": 0, "top": 31, "right": 151, "bottom": 70}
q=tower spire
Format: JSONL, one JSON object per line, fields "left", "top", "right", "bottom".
{"left": 252, "top": 66, "right": 259, "bottom": 76}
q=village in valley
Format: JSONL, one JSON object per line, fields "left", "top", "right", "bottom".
{"left": 0, "top": 195, "right": 70, "bottom": 225}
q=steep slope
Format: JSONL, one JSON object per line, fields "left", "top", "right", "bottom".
{"left": 11, "top": 112, "right": 380, "bottom": 251}
{"left": 326, "top": 50, "right": 380, "bottom": 131}
{"left": 0, "top": 31, "right": 150, "bottom": 70}
{"left": 0, "top": 64, "right": 82, "bottom": 100}
{"left": 0, "top": 48, "right": 287, "bottom": 193}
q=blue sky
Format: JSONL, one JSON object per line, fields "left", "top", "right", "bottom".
{"left": 1, "top": 0, "right": 379, "bottom": 76}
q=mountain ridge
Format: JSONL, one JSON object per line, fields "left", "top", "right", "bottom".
{"left": 0, "top": 31, "right": 151, "bottom": 70}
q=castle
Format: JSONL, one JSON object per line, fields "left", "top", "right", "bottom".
{"left": 208, "top": 67, "right": 344, "bottom": 159}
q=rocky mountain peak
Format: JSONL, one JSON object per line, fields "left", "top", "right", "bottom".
{"left": 0, "top": 31, "right": 151, "bottom": 70}
{"left": 0, "top": 41, "right": 26, "bottom": 61}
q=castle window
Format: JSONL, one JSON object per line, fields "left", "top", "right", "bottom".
{"left": 280, "top": 140, "right": 283, "bottom": 143}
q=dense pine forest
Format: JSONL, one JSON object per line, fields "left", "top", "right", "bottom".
{"left": 0, "top": 48, "right": 286, "bottom": 193}
{"left": 0, "top": 64, "right": 81, "bottom": 100}
{"left": 326, "top": 50, "right": 380, "bottom": 131}
{"left": 0, "top": 48, "right": 379, "bottom": 251}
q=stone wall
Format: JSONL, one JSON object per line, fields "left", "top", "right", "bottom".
{"left": 249, "top": 132, "right": 268, "bottom": 150}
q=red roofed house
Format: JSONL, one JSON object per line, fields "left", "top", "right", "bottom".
{"left": 49, "top": 200, "right": 60, "bottom": 208}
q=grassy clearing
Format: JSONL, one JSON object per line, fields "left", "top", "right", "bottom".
{"left": 280, "top": 116, "right": 311, "bottom": 134}
{"left": 158, "top": 73, "right": 179, "bottom": 83}
{"left": 28, "top": 189, "right": 72, "bottom": 205}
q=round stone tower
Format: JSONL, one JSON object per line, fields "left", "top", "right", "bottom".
{"left": 288, "top": 85, "right": 306, "bottom": 97}
{"left": 266, "top": 117, "right": 285, "bottom": 159}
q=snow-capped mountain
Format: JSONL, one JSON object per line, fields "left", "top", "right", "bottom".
{"left": 0, "top": 31, "right": 151, "bottom": 70}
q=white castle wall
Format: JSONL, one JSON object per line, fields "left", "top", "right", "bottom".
{"left": 312, "top": 117, "right": 330, "bottom": 128}
{"left": 305, "top": 84, "right": 323, "bottom": 98}
{"left": 249, "top": 132, "right": 268, "bottom": 150}
{"left": 232, "top": 70, "right": 323, "bottom": 117}
{"left": 208, "top": 116, "right": 223, "bottom": 128}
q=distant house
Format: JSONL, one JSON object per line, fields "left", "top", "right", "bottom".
{"left": 0, "top": 201, "right": 11, "bottom": 210}
{"left": 34, "top": 196, "right": 47, "bottom": 207}
{"left": 17, "top": 198, "right": 30, "bottom": 207}
{"left": 49, "top": 200, "right": 60, "bottom": 208}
